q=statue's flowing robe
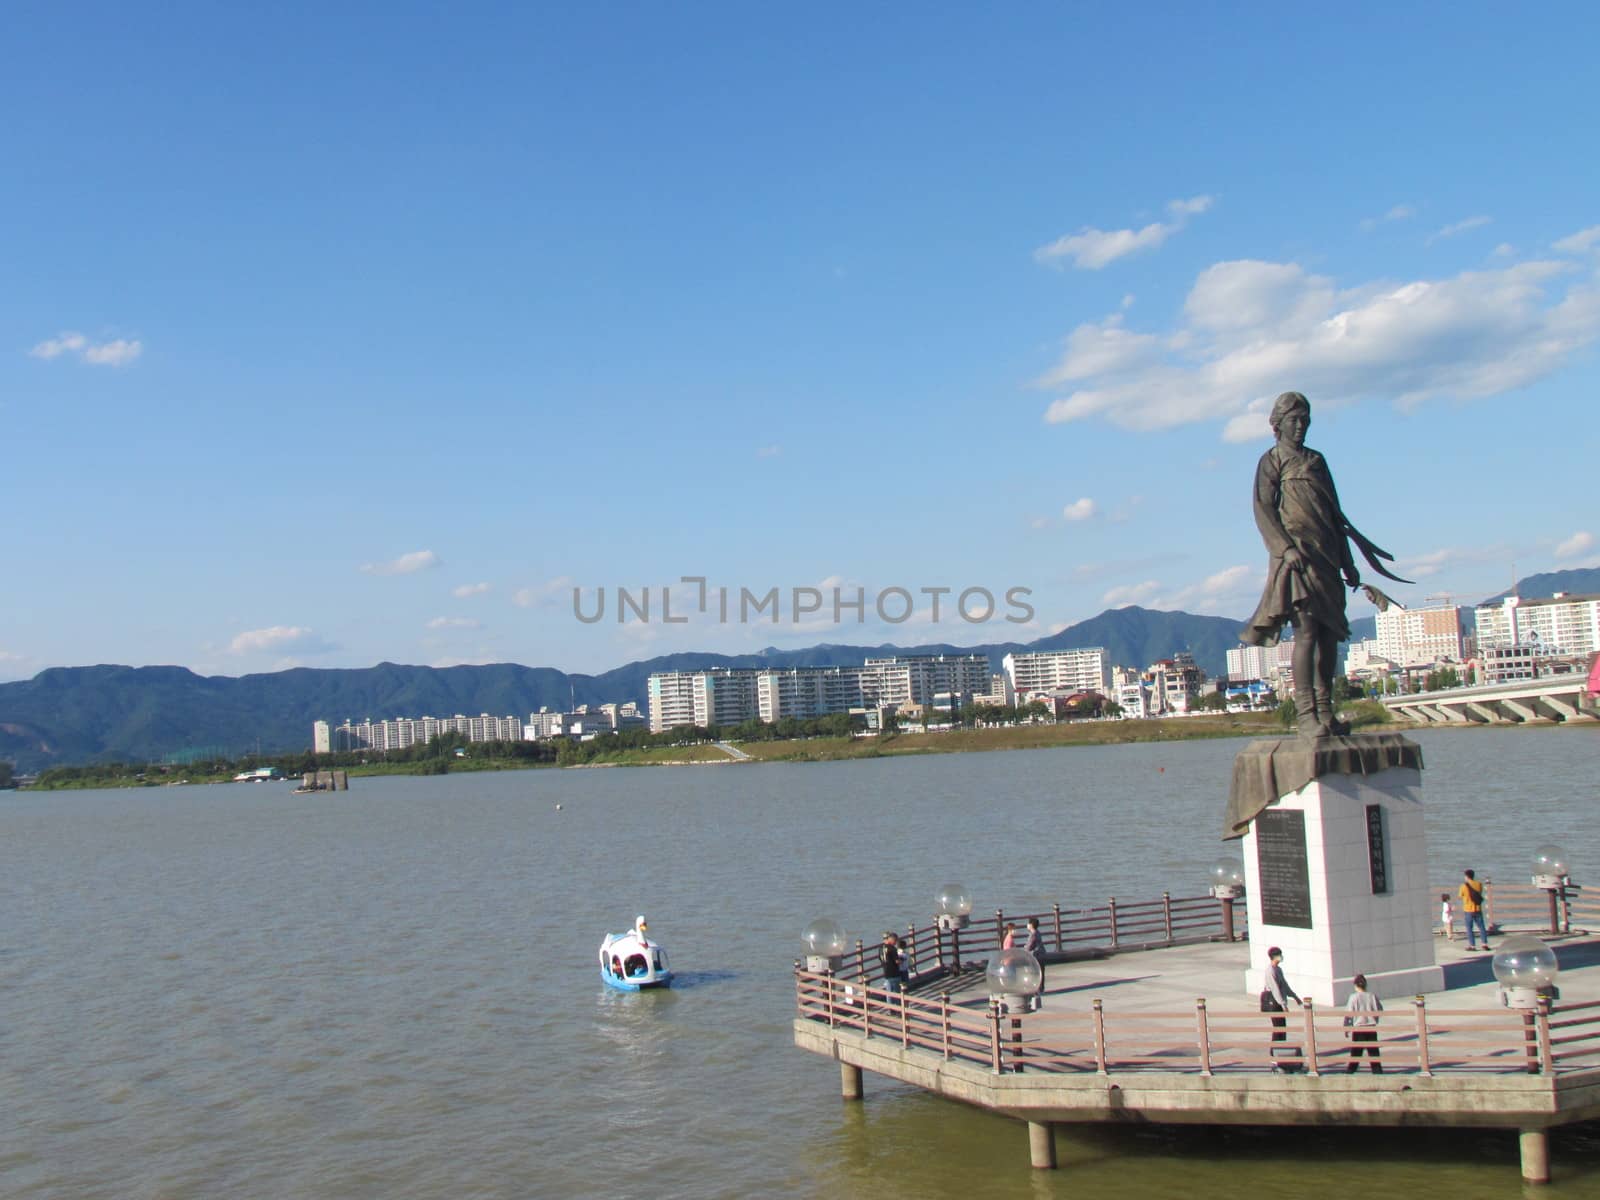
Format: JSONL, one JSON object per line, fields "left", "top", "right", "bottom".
{"left": 1241, "top": 443, "right": 1354, "bottom": 646}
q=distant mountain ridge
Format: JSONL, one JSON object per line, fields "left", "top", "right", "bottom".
{"left": 7, "top": 570, "right": 1591, "bottom": 772}
{"left": 0, "top": 606, "right": 1244, "bottom": 771}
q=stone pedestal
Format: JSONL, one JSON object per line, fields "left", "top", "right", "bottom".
{"left": 1227, "top": 733, "right": 1442, "bottom": 1006}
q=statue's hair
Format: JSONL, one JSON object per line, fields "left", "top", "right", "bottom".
{"left": 1268, "top": 391, "right": 1310, "bottom": 433}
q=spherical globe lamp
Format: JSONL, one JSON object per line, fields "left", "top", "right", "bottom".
{"left": 1210, "top": 858, "right": 1246, "bottom": 899}
{"left": 1492, "top": 935, "right": 1559, "bottom": 1009}
{"left": 935, "top": 884, "right": 973, "bottom": 930}
{"left": 987, "top": 948, "right": 1042, "bottom": 1011}
{"left": 802, "top": 918, "right": 848, "bottom": 972}
{"left": 1532, "top": 845, "right": 1570, "bottom": 889}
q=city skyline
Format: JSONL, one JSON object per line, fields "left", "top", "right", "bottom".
{"left": 6, "top": 7, "right": 1599, "bottom": 683}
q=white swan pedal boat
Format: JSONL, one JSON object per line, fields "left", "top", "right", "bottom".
{"left": 600, "top": 916, "right": 673, "bottom": 991}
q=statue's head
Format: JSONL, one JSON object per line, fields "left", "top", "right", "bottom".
{"left": 1268, "top": 391, "right": 1310, "bottom": 436}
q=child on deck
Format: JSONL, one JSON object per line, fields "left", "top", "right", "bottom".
{"left": 1439, "top": 892, "right": 1454, "bottom": 940}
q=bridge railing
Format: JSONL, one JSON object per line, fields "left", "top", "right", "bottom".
{"left": 796, "top": 970, "right": 1600, "bottom": 1077}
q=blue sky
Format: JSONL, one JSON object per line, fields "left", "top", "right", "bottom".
{"left": 4, "top": 4, "right": 1599, "bottom": 680}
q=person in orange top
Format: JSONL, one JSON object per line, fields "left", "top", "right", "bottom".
{"left": 1459, "top": 869, "right": 1490, "bottom": 951}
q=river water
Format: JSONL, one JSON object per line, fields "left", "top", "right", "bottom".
{"left": 3, "top": 725, "right": 1598, "bottom": 1198}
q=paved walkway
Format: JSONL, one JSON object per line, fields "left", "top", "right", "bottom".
{"left": 916, "top": 932, "right": 1599, "bottom": 1015}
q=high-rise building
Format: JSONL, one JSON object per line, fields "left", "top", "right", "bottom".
{"left": 313, "top": 720, "right": 332, "bottom": 753}
{"left": 1375, "top": 602, "right": 1464, "bottom": 667}
{"left": 645, "top": 654, "right": 992, "bottom": 732}
{"left": 1475, "top": 593, "right": 1600, "bottom": 658}
{"left": 323, "top": 713, "right": 524, "bottom": 752}
{"left": 1001, "top": 648, "right": 1110, "bottom": 697}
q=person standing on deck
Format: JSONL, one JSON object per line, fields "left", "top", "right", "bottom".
{"left": 1460, "top": 869, "right": 1491, "bottom": 951}
{"left": 878, "top": 931, "right": 905, "bottom": 995}
{"left": 1022, "top": 917, "right": 1046, "bottom": 1000}
{"left": 1001, "top": 922, "right": 1016, "bottom": 950}
{"left": 1263, "top": 947, "right": 1299, "bottom": 1066}
{"left": 1344, "top": 973, "right": 1384, "bottom": 1073}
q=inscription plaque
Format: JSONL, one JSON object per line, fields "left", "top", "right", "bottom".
{"left": 1366, "top": 803, "right": 1389, "bottom": 894}
{"left": 1255, "top": 808, "right": 1313, "bottom": 929}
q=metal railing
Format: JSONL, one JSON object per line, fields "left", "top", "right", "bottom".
{"left": 819, "top": 892, "right": 1245, "bottom": 989}
{"left": 796, "top": 971, "right": 1600, "bottom": 1078}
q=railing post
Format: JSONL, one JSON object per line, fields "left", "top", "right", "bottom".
{"left": 989, "top": 999, "right": 1003, "bottom": 1074}
{"left": 941, "top": 992, "right": 952, "bottom": 1061}
{"left": 1162, "top": 891, "right": 1174, "bottom": 943}
{"left": 934, "top": 921, "right": 946, "bottom": 972}
{"left": 1486, "top": 879, "right": 1496, "bottom": 933}
{"left": 995, "top": 908, "right": 1005, "bottom": 951}
{"left": 1536, "top": 995, "right": 1555, "bottom": 1074}
{"left": 1302, "top": 999, "right": 1319, "bottom": 1075}
{"left": 827, "top": 970, "right": 838, "bottom": 1030}
{"left": 855, "top": 938, "right": 865, "bottom": 977}
{"left": 1414, "top": 995, "right": 1431, "bottom": 1076}
{"left": 1052, "top": 902, "right": 1062, "bottom": 952}
{"left": 1196, "top": 998, "right": 1212, "bottom": 1076}
{"left": 901, "top": 990, "right": 910, "bottom": 1049}
{"left": 863, "top": 981, "right": 873, "bottom": 1040}
{"left": 1093, "top": 998, "right": 1108, "bottom": 1075}
{"left": 1220, "top": 894, "right": 1236, "bottom": 942}
{"left": 1108, "top": 897, "right": 1120, "bottom": 948}
{"left": 907, "top": 923, "right": 918, "bottom": 981}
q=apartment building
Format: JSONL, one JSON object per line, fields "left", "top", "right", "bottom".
{"left": 324, "top": 713, "right": 524, "bottom": 752}
{"left": 1375, "top": 602, "right": 1465, "bottom": 667}
{"left": 1475, "top": 594, "right": 1600, "bottom": 658}
{"left": 1001, "top": 648, "right": 1110, "bottom": 697}
{"left": 646, "top": 654, "right": 992, "bottom": 732}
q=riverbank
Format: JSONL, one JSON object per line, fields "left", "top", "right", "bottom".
{"left": 18, "top": 708, "right": 1410, "bottom": 787}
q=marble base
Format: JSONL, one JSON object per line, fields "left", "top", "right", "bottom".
{"left": 1240, "top": 756, "right": 1442, "bottom": 1006}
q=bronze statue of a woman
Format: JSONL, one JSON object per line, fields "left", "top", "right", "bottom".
{"left": 1240, "top": 392, "right": 1408, "bottom": 738}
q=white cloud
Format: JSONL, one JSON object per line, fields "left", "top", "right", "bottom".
{"left": 229, "top": 626, "right": 335, "bottom": 655}
{"left": 426, "top": 616, "right": 482, "bottom": 630}
{"left": 1103, "top": 580, "right": 1161, "bottom": 606}
{"left": 1034, "top": 195, "right": 1214, "bottom": 270}
{"left": 452, "top": 582, "right": 491, "bottom": 598}
{"left": 514, "top": 576, "right": 573, "bottom": 608}
{"left": 756, "top": 444, "right": 782, "bottom": 458}
{"left": 1360, "top": 204, "right": 1416, "bottom": 232}
{"left": 1555, "top": 530, "right": 1595, "bottom": 560}
{"left": 360, "top": 550, "right": 440, "bottom": 576}
{"left": 29, "top": 331, "right": 142, "bottom": 366}
{"left": 1555, "top": 226, "right": 1600, "bottom": 255}
{"left": 1029, "top": 516, "right": 1052, "bottom": 530}
{"left": 1427, "top": 215, "right": 1492, "bottom": 244}
{"left": 82, "top": 339, "right": 143, "bottom": 366}
{"left": 29, "top": 332, "right": 86, "bottom": 359}
{"left": 1040, "top": 254, "right": 1600, "bottom": 440}
{"left": 1062, "top": 497, "right": 1099, "bottom": 521}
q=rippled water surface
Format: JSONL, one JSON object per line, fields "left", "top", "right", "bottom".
{"left": 3, "top": 725, "right": 1598, "bottom": 1198}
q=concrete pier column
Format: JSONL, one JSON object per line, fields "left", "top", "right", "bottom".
{"left": 840, "top": 1062, "right": 863, "bottom": 1101}
{"left": 1520, "top": 1129, "right": 1550, "bottom": 1184}
{"left": 1028, "top": 1121, "right": 1056, "bottom": 1169}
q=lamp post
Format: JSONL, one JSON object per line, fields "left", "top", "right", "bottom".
{"left": 936, "top": 884, "right": 972, "bottom": 973}
{"left": 1493, "top": 935, "right": 1560, "bottom": 1009}
{"left": 987, "top": 947, "right": 1043, "bottom": 1014}
{"left": 1531, "top": 845, "right": 1574, "bottom": 935}
{"left": 1210, "top": 858, "right": 1246, "bottom": 942}
{"left": 802, "top": 918, "right": 848, "bottom": 973}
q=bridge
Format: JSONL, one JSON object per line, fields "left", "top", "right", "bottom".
{"left": 1382, "top": 675, "right": 1598, "bottom": 726}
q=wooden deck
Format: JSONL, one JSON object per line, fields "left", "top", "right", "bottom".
{"left": 793, "top": 885, "right": 1600, "bottom": 1181}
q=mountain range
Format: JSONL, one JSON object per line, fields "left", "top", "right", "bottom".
{"left": 4, "top": 569, "right": 1595, "bottom": 773}
{"left": 1, "top": 605, "right": 1243, "bottom": 772}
